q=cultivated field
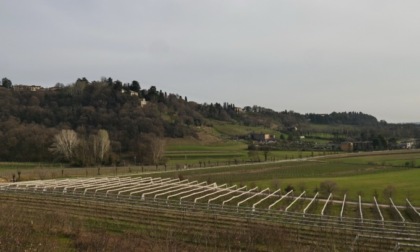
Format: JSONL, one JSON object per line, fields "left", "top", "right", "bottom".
{"left": 1, "top": 175, "right": 420, "bottom": 251}
{"left": 1, "top": 149, "right": 420, "bottom": 250}
{"left": 153, "top": 149, "right": 420, "bottom": 204}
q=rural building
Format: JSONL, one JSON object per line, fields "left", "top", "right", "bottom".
{"left": 235, "top": 107, "right": 244, "bottom": 113}
{"left": 340, "top": 141, "right": 374, "bottom": 152}
{"left": 140, "top": 98, "right": 147, "bottom": 108}
{"left": 398, "top": 141, "right": 415, "bottom": 149}
{"left": 250, "top": 133, "right": 275, "bottom": 142}
{"left": 340, "top": 142, "right": 353, "bottom": 152}
{"left": 121, "top": 89, "right": 139, "bottom": 96}
{"left": 13, "top": 85, "right": 43, "bottom": 92}
{"left": 287, "top": 126, "right": 298, "bottom": 132}
{"left": 353, "top": 141, "right": 373, "bottom": 151}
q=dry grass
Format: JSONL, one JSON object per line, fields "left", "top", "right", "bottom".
{"left": 0, "top": 192, "right": 377, "bottom": 251}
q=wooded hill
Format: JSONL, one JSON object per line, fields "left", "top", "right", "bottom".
{"left": 0, "top": 77, "right": 419, "bottom": 164}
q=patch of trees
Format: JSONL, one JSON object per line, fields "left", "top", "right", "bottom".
{"left": 1, "top": 78, "right": 13, "bottom": 89}
{"left": 198, "top": 103, "right": 235, "bottom": 121}
{"left": 0, "top": 76, "right": 419, "bottom": 164}
{"left": 242, "top": 106, "right": 307, "bottom": 128}
{"left": 306, "top": 112, "right": 379, "bottom": 126}
{"left": 50, "top": 129, "right": 112, "bottom": 166}
{"left": 0, "top": 118, "right": 56, "bottom": 162}
{"left": 0, "top": 78, "right": 204, "bottom": 164}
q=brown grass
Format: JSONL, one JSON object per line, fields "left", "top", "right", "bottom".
{"left": 0, "top": 190, "right": 402, "bottom": 251}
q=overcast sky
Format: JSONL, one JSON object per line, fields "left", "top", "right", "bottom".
{"left": 1, "top": 1, "right": 419, "bottom": 123}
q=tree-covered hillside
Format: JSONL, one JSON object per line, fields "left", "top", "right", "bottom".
{"left": 0, "top": 77, "right": 419, "bottom": 164}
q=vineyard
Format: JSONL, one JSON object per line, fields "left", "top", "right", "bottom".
{"left": 1, "top": 176, "right": 420, "bottom": 251}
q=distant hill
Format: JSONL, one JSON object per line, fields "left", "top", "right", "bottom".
{"left": 0, "top": 77, "right": 419, "bottom": 164}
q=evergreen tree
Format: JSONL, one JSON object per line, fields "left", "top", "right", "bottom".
{"left": 1, "top": 77, "right": 12, "bottom": 89}
{"left": 131, "top": 80, "right": 140, "bottom": 92}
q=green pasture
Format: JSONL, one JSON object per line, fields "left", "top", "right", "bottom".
{"left": 0, "top": 162, "right": 56, "bottom": 170}
{"left": 0, "top": 162, "right": 61, "bottom": 181}
{"left": 212, "top": 121, "right": 281, "bottom": 138}
{"left": 166, "top": 141, "right": 247, "bottom": 152}
{"left": 165, "top": 121, "right": 339, "bottom": 166}
{"left": 165, "top": 149, "right": 327, "bottom": 166}
{"left": 166, "top": 137, "right": 327, "bottom": 165}
{"left": 329, "top": 152, "right": 420, "bottom": 167}
{"left": 304, "top": 132, "right": 335, "bottom": 138}
{"left": 166, "top": 140, "right": 247, "bottom": 165}
{"left": 267, "top": 169, "right": 420, "bottom": 205}
{"left": 1, "top": 147, "right": 419, "bottom": 207}
{"left": 157, "top": 150, "right": 420, "bottom": 205}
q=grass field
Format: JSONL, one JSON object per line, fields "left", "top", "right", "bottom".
{"left": 1, "top": 149, "right": 420, "bottom": 251}
{"left": 0, "top": 147, "right": 419, "bottom": 206}
{"left": 166, "top": 138, "right": 328, "bottom": 166}
{"left": 2, "top": 190, "right": 400, "bottom": 251}
{"left": 255, "top": 168, "right": 420, "bottom": 204}
{"left": 152, "top": 150, "right": 420, "bottom": 205}
{"left": 212, "top": 121, "right": 281, "bottom": 138}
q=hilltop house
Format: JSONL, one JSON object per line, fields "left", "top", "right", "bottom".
{"left": 121, "top": 89, "right": 139, "bottom": 96}
{"left": 13, "top": 85, "right": 43, "bottom": 92}
{"left": 250, "top": 133, "right": 276, "bottom": 142}
{"left": 140, "top": 98, "right": 147, "bottom": 108}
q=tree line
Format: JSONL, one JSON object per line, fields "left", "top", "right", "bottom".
{"left": 0, "top": 77, "right": 200, "bottom": 164}
{"left": 0, "top": 77, "right": 419, "bottom": 164}
{"left": 306, "top": 112, "right": 379, "bottom": 125}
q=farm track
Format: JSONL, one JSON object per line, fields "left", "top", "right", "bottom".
{"left": 2, "top": 191, "right": 420, "bottom": 251}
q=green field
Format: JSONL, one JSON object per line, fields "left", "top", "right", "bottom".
{"left": 1, "top": 147, "right": 419, "bottom": 206}
{"left": 166, "top": 138, "right": 327, "bottom": 166}
{"left": 1, "top": 149, "right": 420, "bottom": 251}
{"left": 212, "top": 121, "right": 282, "bottom": 138}
{"left": 256, "top": 169, "right": 420, "bottom": 204}
{"left": 152, "top": 150, "right": 420, "bottom": 205}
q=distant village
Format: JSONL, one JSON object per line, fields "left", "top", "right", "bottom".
{"left": 12, "top": 84, "right": 44, "bottom": 92}
{"left": 339, "top": 140, "right": 416, "bottom": 152}
{"left": 245, "top": 126, "right": 417, "bottom": 152}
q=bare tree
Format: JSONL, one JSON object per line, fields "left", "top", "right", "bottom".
{"left": 92, "top": 129, "right": 111, "bottom": 165}
{"left": 319, "top": 180, "right": 338, "bottom": 196}
{"left": 136, "top": 133, "right": 166, "bottom": 166}
{"left": 50, "top": 129, "right": 79, "bottom": 162}
{"left": 150, "top": 137, "right": 166, "bottom": 167}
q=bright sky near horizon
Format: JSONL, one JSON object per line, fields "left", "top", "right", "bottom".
{"left": 1, "top": 1, "right": 419, "bottom": 123}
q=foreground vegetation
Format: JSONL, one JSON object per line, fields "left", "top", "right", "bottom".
{"left": 155, "top": 150, "right": 420, "bottom": 205}
{"left": 2, "top": 187, "right": 416, "bottom": 251}
{"left": 0, "top": 75, "right": 419, "bottom": 250}
{"left": 1, "top": 150, "right": 419, "bottom": 205}
{"left": 0, "top": 192, "right": 345, "bottom": 251}
{"left": 1, "top": 77, "right": 419, "bottom": 167}
{"left": 1, "top": 150, "right": 420, "bottom": 251}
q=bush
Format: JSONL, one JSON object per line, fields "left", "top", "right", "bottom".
{"left": 285, "top": 185, "right": 294, "bottom": 193}
{"left": 319, "top": 180, "right": 338, "bottom": 196}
